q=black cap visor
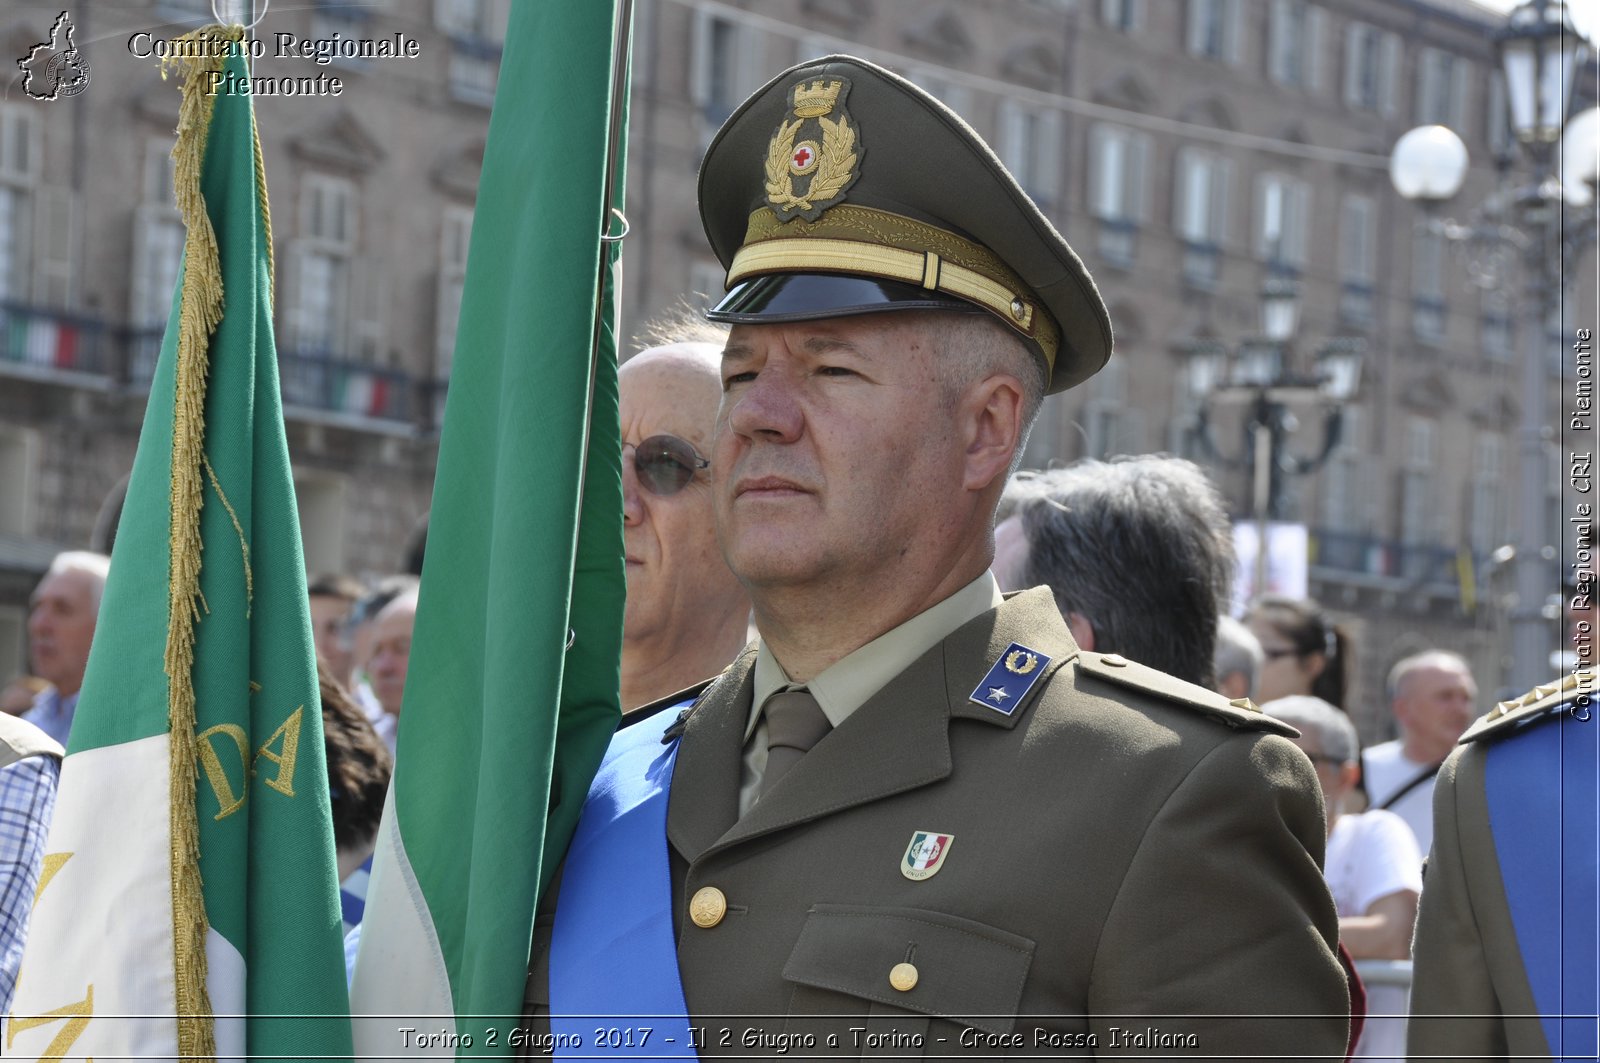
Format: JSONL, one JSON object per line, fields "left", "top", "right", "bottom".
{"left": 707, "top": 273, "right": 985, "bottom": 326}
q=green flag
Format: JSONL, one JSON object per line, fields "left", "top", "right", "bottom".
{"left": 7, "top": 29, "right": 351, "bottom": 1060}
{"left": 350, "top": 0, "right": 628, "bottom": 1055}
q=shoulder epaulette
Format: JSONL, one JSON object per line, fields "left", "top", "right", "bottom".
{"left": 1461, "top": 673, "right": 1591, "bottom": 744}
{"left": 1075, "top": 651, "right": 1300, "bottom": 737}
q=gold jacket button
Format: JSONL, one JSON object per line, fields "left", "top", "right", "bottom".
{"left": 689, "top": 886, "right": 727, "bottom": 928}
{"left": 889, "top": 962, "right": 919, "bottom": 992}
{"left": 1101, "top": 653, "right": 1129, "bottom": 667}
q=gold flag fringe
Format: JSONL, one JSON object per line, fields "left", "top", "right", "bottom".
{"left": 159, "top": 24, "right": 246, "bottom": 1063}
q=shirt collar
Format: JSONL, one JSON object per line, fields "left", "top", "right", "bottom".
{"left": 746, "top": 571, "right": 1004, "bottom": 739}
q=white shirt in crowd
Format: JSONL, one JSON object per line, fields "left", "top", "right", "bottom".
{"left": 1362, "top": 739, "right": 1437, "bottom": 855}
{"left": 1326, "top": 808, "right": 1424, "bottom": 1063}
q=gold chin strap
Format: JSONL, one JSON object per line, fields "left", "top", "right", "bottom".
{"left": 732, "top": 205, "right": 1060, "bottom": 373}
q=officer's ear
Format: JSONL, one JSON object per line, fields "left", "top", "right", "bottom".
{"left": 959, "top": 372, "right": 1025, "bottom": 493}
{"left": 1066, "top": 612, "right": 1095, "bottom": 652}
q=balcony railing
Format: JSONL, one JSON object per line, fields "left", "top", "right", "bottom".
{"left": 1312, "top": 529, "right": 1469, "bottom": 592}
{"left": 2, "top": 302, "right": 430, "bottom": 431}
{"left": 0, "top": 302, "right": 116, "bottom": 379}
{"left": 279, "top": 349, "right": 413, "bottom": 423}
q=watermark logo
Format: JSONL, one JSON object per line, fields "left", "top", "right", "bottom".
{"left": 18, "top": 11, "right": 91, "bottom": 101}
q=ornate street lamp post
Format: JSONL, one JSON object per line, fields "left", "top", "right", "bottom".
{"left": 1388, "top": 0, "right": 1597, "bottom": 691}
{"left": 1189, "top": 282, "right": 1365, "bottom": 599}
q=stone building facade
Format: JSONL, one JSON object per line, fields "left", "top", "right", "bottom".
{"left": 0, "top": 0, "right": 1593, "bottom": 734}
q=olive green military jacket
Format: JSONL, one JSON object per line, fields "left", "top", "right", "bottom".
{"left": 1406, "top": 682, "right": 1585, "bottom": 1062}
{"left": 530, "top": 589, "right": 1347, "bottom": 1059}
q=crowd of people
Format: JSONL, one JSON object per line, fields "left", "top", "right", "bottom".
{"left": 1, "top": 51, "right": 1583, "bottom": 1063}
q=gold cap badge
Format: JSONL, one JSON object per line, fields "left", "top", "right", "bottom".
{"left": 764, "top": 75, "right": 861, "bottom": 222}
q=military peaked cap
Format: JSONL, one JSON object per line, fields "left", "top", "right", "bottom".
{"left": 698, "top": 55, "right": 1113, "bottom": 394}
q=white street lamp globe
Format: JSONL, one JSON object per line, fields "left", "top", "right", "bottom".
{"left": 1390, "top": 125, "right": 1470, "bottom": 202}
{"left": 1561, "top": 106, "right": 1600, "bottom": 206}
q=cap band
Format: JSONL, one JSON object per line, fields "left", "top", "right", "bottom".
{"left": 732, "top": 205, "right": 1061, "bottom": 372}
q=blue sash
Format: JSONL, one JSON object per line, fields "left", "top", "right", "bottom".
{"left": 1486, "top": 708, "right": 1599, "bottom": 1062}
{"left": 551, "top": 705, "right": 697, "bottom": 1061}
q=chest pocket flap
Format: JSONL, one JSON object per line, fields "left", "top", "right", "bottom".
{"left": 782, "top": 904, "right": 1035, "bottom": 1036}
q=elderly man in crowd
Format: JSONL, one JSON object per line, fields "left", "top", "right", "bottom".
{"left": 994, "top": 456, "right": 1235, "bottom": 688}
{"left": 1267, "top": 695, "right": 1420, "bottom": 1063}
{"left": 619, "top": 322, "right": 751, "bottom": 711}
{"left": 1215, "top": 614, "right": 1265, "bottom": 701}
{"left": 1363, "top": 650, "right": 1477, "bottom": 854}
{"left": 365, "top": 589, "right": 417, "bottom": 752}
{"left": 23, "top": 551, "right": 110, "bottom": 746}
{"left": 530, "top": 55, "right": 1347, "bottom": 1057}
{"left": 0, "top": 712, "right": 61, "bottom": 1012}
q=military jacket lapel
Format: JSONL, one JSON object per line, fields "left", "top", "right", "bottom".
{"left": 666, "top": 646, "right": 757, "bottom": 865}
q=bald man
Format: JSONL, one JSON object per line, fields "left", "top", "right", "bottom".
{"left": 619, "top": 338, "right": 750, "bottom": 711}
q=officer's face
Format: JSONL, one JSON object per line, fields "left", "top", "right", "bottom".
{"left": 618, "top": 346, "right": 745, "bottom": 650}
{"left": 713, "top": 316, "right": 969, "bottom": 593}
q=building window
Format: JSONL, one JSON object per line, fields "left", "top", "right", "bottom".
{"left": 311, "top": 0, "right": 372, "bottom": 67}
{"left": 0, "top": 107, "right": 39, "bottom": 305}
{"left": 1481, "top": 288, "right": 1513, "bottom": 361}
{"left": 997, "top": 100, "right": 1063, "bottom": 213}
{"left": 1400, "top": 417, "right": 1436, "bottom": 545}
{"left": 1100, "top": 0, "right": 1142, "bottom": 33}
{"left": 1415, "top": 47, "right": 1470, "bottom": 129}
{"left": 1255, "top": 172, "right": 1310, "bottom": 270}
{"left": 439, "top": 0, "right": 506, "bottom": 105}
{"left": 435, "top": 205, "right": 472, "bottom": 380}
{"left": 1338, "top": 194, "right": 1374, "bottom": 326}
{"left": 130, "top": 138, "right": 185, "bottom": 382}
{"left": 1084, "top": 360, "right": 1144, "bottom": 457}
{"left": 907, "top": 66, "right": 973, "bottom": 118}
{"left": 1088, "top": 123, "right": 1149, "bottom": 268}
{"left": 693, "top": 9, "right": 765, "bottom": 137}
{"left": 1320, "top": 407, "right": 1363, "bottom": 533}
{"left": 1343, "top": 21, "right": 1399, "bottom": 115}
{"left": 286, "top": 174, "right": 356, "bottom": 356}
{"left": 1411, "top": 228, "right": 1447, "bottom": 343}
{"left": 1469, "top": 434, "right": 1504, "bottom": 553}
{"left": 1175, "top": 148, "right": 1230, "bottom": 288}
{"left": 687, "top": 259, "right": 726, "bottom": 310}
{"left": 1268, "top": 0, "right": 1325, "bottom": 91}
{"left": 1186, "top": 0, "right": 1239, "bottom": 63}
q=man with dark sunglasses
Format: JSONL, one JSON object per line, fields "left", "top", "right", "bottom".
{"left": 618, "top": 333, "right": 750, "bottom": 712}
{"left": 533, "top": 54, "right": 1348, "bottom": 1059}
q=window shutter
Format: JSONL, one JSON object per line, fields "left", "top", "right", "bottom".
{"left": 1343, "top": 23, "right": 1364, "bottom": 108}
{"left": 1379, "top": 33, "right": 1401, "bottom": 118}
{"left": 1306, "top": 5, "right": 1328, "bottom": 93}
{"left": 1129, "top": 133, "right": 1150, "bottom": 223}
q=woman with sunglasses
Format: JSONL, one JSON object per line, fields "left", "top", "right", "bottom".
{"left": 618, "top": 339, "right": 751, "bottom": 712}
{"left": 1244, "top": 594, "right": 1353, "bottom": 709}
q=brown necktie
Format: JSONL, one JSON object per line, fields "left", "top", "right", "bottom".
{"left": 759, "top": 688, "right": 832, "bottom": 799}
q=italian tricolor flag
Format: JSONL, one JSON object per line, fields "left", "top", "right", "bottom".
{"left": 6, "top": 26, "right": 351, "bottom": 1061}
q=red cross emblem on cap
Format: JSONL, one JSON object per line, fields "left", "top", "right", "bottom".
{"left": 792, "top": 145, "right": 815, "bottom": 170}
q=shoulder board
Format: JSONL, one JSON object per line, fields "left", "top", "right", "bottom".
{"left": 619, "top": 675, "right": 718, "bottom": 735}
{"left": 1461, "top": 673, "right": 1591, "bottom": 744}
{"left": 1075, "top": 651, "right": 1300, "bottom": 738}
{"left": 0, "top": 712, "right": 63, "bottom": 770}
